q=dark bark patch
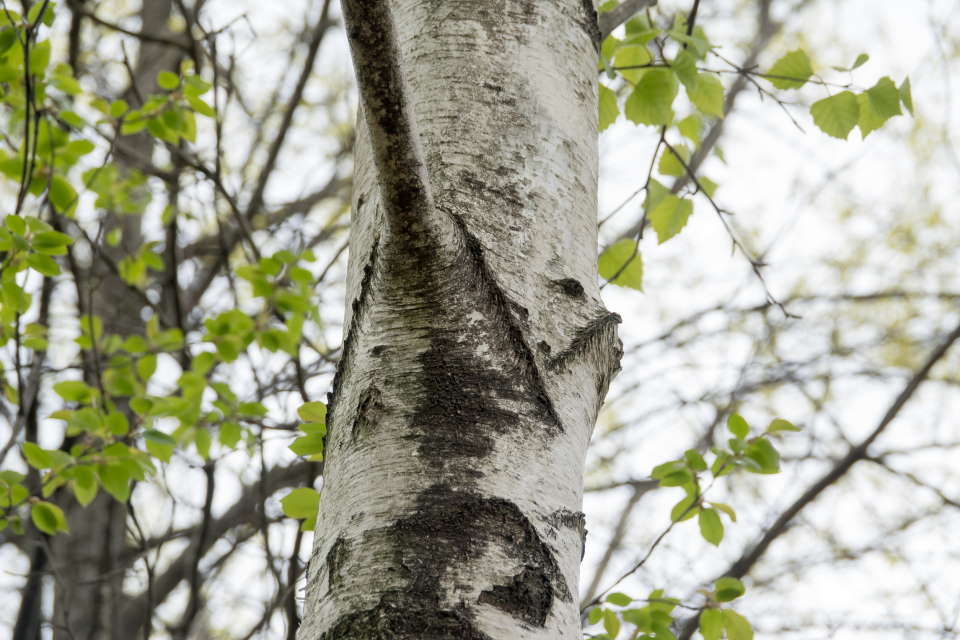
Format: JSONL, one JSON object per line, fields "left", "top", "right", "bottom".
{"left": 351, "top": 385, "right": 384, "bottom": 442}
{"left": 320, "top": 599, "right": 491, "bottom": 640}
{"left": 549, "top": 311, "right": 622, "bottom": 373}
{"left": 442, "top": 211, "right": 564, "bottom": 433}
{"left": 321, "top": 485, "right": 568, "bottom": 638}
{"left": 549, "top": 508, "right": 587, "bottom": 558}
{"left": 326, "top": 537, "right": 349, "bottom": 590}
{"left": 393, "top": 484, "right": 572, "bottom": 607}
{"left": 326, "top": 235, "right": 382, "bottom": 450}
{"left": 553, "top": 277, "right": 585, "bottom": 298}
{"left": 549, "top": 508, "right": 586, "bottom": 534}
{"left": 479, "top": 565, "right": 553, "bottom": 626}
{"left": 578, "top": 0, "right": 602, "bottom": 51}
{"left": 413, "top": 331, "right": 523, "bottom": 467}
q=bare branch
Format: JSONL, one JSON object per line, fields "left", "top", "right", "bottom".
{"left": 676, "top": 316, "right": 960, "bottom": 639}
{"left": 599, "top": 0, "right": 659, "bottom": 40}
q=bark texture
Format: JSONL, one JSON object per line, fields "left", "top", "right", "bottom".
{"left": 298, "top": 1, "right": 620, "bottom": 638}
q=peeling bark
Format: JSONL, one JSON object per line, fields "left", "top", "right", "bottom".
{"left": 299, "top": 2, "right": 619, "bottom": 638}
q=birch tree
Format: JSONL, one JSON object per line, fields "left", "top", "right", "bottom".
{"left": 297, "top": 2, "right": 623, "bottom": 637}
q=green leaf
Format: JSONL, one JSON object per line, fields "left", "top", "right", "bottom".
{"left": 607, "top": 592, "right": 633, "bottom": 607}
{"left": 723, "top": 609, "right": 753, "bottom": 640}
{"left": 727, "top": 413, "right": 749, "bottom": 439}
{"left": 219, "top": 421, "right": 242, "bottom": 448}
{"left": 899, "top": 77, "right": 913, "bottom": 115}
{"left": 622, "top": 607, "right": 651, "bottom": 629}
{"left": 5, "top": 214, "right": 26, "bottom": 236}
{"left": 744, "top": 437, "right": 780, "bottom": 474}
{"left": 700, "top": 609, "right": 724, "bottom": 640}
{"left": 714, "top": 577, "right": 746, "bottom": 602}
{"left": 143, "top": 430, "right": 174, "bottom": 464}
{"left": 183, "top": 74, "right": 212, "bottom": 96}
{"left": 186, "top": 94, "right": 215, "bottom": 118}
{"left": 22, "top": 442, "right": 53, "bottom": 470}
{"left": 31, "top": 501, "right": 68, "bottom": 534}
{"left": 29, "top": 40, "right": 51, "bottom": 76}
{"left": 0, "top": 480, "right": 28, "bottom": 508}
{"left": 195, "top": 429, "right": 211, "bottom": 460}
{"left": 766, "top": 418, "right": 799, "bottom": 434}
{"left": 26, "top": 253, "right": 60, "bottom": 276}
{"left": 670, "top": 494, "right": 699, "bottom": 522}
{"left": 598, "top": 238, "right": 643, "bottom": 290}
{"left": 105, "top": 100, "right": 128, "bottom": 119}
{"left": 648, "top": 193, "right": 693, "bottom": 244}
{"left": 833, "top": 53, "right": 870, "bottom": 72}
{"left": 688, "top": 73, "right": 725, "bottom": 117}
{"left": 281, "top": 487, "right": 320, "bottom": 531}
{"left": 54, "top": 380, "right": 96, "bottom": 403}
{"left": 157, "top": 71, "right": 180, "bottom": 90}
{"left": 625, "top": 68, "right": 678, "bottom": 126}
{"left": 48, "top": 175, "right": 78, "bottom": 213}
{"left": 0, "top": 28, "right": 16, "bottom": 56}
{"left": 658, "top": 145, "right": 690, "bottom": 177}
{"left": 810, "top": 91, "right": 860, "bottom": 139}
{"left": 588, "top": 607, "right": 604, "bottom": 625}
{"left": 709, "top": 502, "right": 737, "bottom": 522}
{"left": 31, "top": 231, "right": 73, "bottom": 255}
{"left": 614, "top": 44, "right": 652, "bottom": 83}
{"left": 699, "top": 176, "right": 719, "bottom": 198}
{"left": 26, "top": 1, "right": 54, "bottom": 26}
{"left": 698, "top": 508, "right": 724, "bottom": 546}
{"left": 70, "top": 466, "right": 98, "bottom": 506}
{"left": 659, "top": 468, "right": 693, "bottom": 487}
{"left": 651, "top": 459, "right": 686, "bottom": 479}
{"left": 137, "top": 354, "right": 157, "bottom": 381}
{"left": 105, "top": 411, "right": 129, "bottom": 436}
{"left": 97, "top": 464, "right": 131, "bottom": 502}
{"left": 290, "top": 433, "right": 325, "bottom": 459}
{"left": 298, "top": 402, "right": 327, "bottom": 423}
{"left": 766, "top": 50, "right": 813, "bottom": 89}
{"left": 603, "top": 608, "right": 621, "bottom": 638}
{"left": 147, "top": 116, "right": 168, "bottom": 141}
{"left": 599, "top": 84, "right": 619, "bottom": 132}
{"left": 677, "top": 115, "right": 702, "bottom": 145}
{"left": 684, "top": 449, "right": 707, "bottom": 471}
{"left": 857, "top": 76, "right": 902, "bottom": 138}
{"left": 51, "top": 68, "right": 82, "bottom": 95}
{"left": 103, "top": 366, "right": 136, "bottom": 396}
{"left": 121, "top": 116, "right": 148, "bottom": 135}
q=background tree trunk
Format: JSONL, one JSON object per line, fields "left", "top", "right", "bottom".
{"left": 298, "top": 1, "right": 620, "bottom": 638}
{"left": 20, "top": 3, "right": 180, "bottom": 639}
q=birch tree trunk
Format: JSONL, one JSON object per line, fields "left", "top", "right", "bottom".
{"left": 298, "top": 2, "right": 620, "bottom": 638}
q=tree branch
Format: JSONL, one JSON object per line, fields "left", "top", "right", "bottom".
{"left": 117, "top": 461, "right": 314, "bottom": 635}
{"left": 341, "top": 0, "right": 433, "bottom": 231}
{"left": 676, "top": 316, "right": 960, "bottom": 639}
{"left": 599, "top": 0, "right": 659, "bottom": 40}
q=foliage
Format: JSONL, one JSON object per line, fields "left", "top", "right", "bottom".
{"left": 583, "top": 414, "right": 798, "bottom": 639}
{"left": 0, "top": 1, "right": 949, "bottom": 639}
{"left": 596, "top": 4, "right": 912, "bottom": 293}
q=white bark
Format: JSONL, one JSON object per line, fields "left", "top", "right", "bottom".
{"left": 298, "top": 2, "right": 620, "bottom": 638}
